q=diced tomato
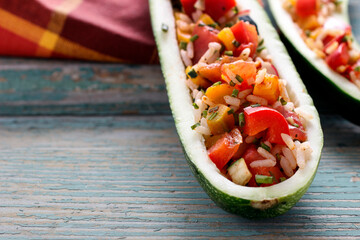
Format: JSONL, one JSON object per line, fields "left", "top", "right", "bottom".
{"left": 242, "top": 145, "right": 264, "bottom": 166}
{"left": 289, "top": 125, "right": 307, "bottom": 142}
{"left": 221, "top": 60, "right": 257, "bottom": 87}
{"left": 295, "top": 0, "right": 319, "bottom": 18}
{"left": 204, "top": 0, "right": 236, "bottom": 21}
{"left": 326, "top": 42, "right": 350, "bottom": 71}
{"left": 323, "top": 33, "right": 345, "bottom": 53}
{"left": 192, "top": 25, "right": 221, "bottom": 64}
{"left": 231, "top": 21, "right": 258, "bottom": 56}
{"left": 234, "top": 43, "right": 255, "bottom": 58}
{"left": 248, "top": 166, "right": 285, "bottom": 187}
{"left": 234, "top": 80, "right": 253, "bottom": 91}
{"left": 243, "top": 106, "right": 290, "bottom": 145}
{"left": 208, "top": 128, "right": 242, "bottom": 170}
{"left": 180, "top": 0, "right": 197, "bottom": 17}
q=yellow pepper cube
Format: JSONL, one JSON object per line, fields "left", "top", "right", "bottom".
{"left": 253, "top": 73, "right": 280, "bottom": 104}
{"left": 207, "top": 104, "right": 235, "bottom": 135}
{"left": 217, "top": 27, "right": 236, "bottom": 51}
{"left": 186, "top": 66, "right": 211, "bottom": 88}
{"left": 177, "top": 28, "right": 191, "bottom": 43}
{"left": 205, "top": 83, "right": 236, "bottom": 105}
{"left": 199, "top": 14, "right": 216, "bottom": 27}
{"left": 297, "top": 15, "right": 320, "bottom": 30}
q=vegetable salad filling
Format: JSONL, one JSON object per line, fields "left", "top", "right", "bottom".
{"left": 282, "top": 0, "right": 360, "bottom": 89}
{"left": 173, "top": 0, "right": 313, "bottom": 187}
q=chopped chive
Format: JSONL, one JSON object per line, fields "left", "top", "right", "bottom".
{"left": 231, "top": 89, "right": 239, "bottom": 98}
{"left": 208, "top": 106, "right": 219, "bottom": 113}
{"left": 304, "top": 30, "right": 311, "bottom": 37}
{"left": 258, "top": 38, "right": 264, "bottom": 46}
{"left": 161, "top": 23, "right": 169, "bottom": 32}
{"left": 355, "top": 66, "right": 360, "bottom": 72}
{"left": 212, "top": 81, "right": 222, "bottom": 86}
{"left": 227, "top": 109, "right": 234, "bottom": 115}
{"left": 276, "top": 153, "right": 281, "bottom": 161}
{"left": 233, "top": 6, "right": 239, "bottom": 14}
{"left": 334, "top": 0, "right": 342, "bottom": 6}
{"left": 229, "top": 80, "right": 236, "bottom": 87}
{"left": 269, "top": 171, "right": 279, "bottom": 183}
{"left": 198, "top": 23, "right": 206, "bottom": 27}
{"left": 280, "top": 98, "right": 287, "bottom": 106}
{"left": 190, "top": 34, "right": 199, "bottom": 42}
{"left": 235, "top": 74, "right": 243, "bottom": 83}
{"left": 188, "top": 68, "right": 198, "bottom": 78}
{"left": 255, "top": 174, "right": 274, "bottom": 184}
{"left": 202, "top": 110, "right": 208, "bottom": 118}
{"left": 179, "top": 41, "right": 188, "bottom": 50}
{"left": 252, "top": 138, "right": 259, "bottom": 145}
{"left": 193, "top": 103, "right": 199, "bottom": 109}
{"left": 260, "top": 142, "right": 271, "bottom": 152}
{"left": 292, "top": 123, "right": 300, "bottom": 128}
{"left": 251, "top": 103, "right": 261, "bottom": 108}
{"left": 232, "top": 39, "right": 240, "bottom": 48}
{"left": 224, "top": 50, "right": 233, "bottom": 56}
{"left": 208, "top": 23, "right": 218, "bottom": 28}
{"left": 225, "top": 22, "right": 234, "bottom": 28}
{"left": 239, "top": 112, "right": 245, "bottom": 127}
{"left": 208, "top": 112, "right": 218, "bottom": 120}
{"left": 256, "top": 45, "right": 266, "bottom": 53}
{"left": 280, "top": 177, "right": 287, "bottom": 182}
{"left": 191, "top": 122, "right": 200, "bottom": 130}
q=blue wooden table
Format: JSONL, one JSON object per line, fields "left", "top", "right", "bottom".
{"left": 0, "top": 1, "right": 359, "bottom": 239}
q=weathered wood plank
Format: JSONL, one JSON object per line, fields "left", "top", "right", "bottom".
{"left": 0, "top": 115, "right": 359, "bottom": 238}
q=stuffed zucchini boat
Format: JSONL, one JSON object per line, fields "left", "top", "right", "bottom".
{"left": 269, "top": 0, "right": 360, "bottom": 106}
{"left": 150, "top": 0, "right": 323, "bottom": 218}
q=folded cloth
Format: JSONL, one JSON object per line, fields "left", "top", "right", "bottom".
{"left": 0, "top": 0, "right": 157, "bottom": 63}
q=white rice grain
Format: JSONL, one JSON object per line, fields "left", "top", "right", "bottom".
{"left": 245, "top": 135, "right": 256, "bottom": 144}
{"left": 176, "top": 20, "right": 191, "bottom": 32}
{"left": 325, "top": 41, "right": 339, "bottom": 55}
{"left": 279, "top": 79, "right": 290, "bottom": 102}
{"left": 280, "top": 156, "right": 294, "bottom": 177}
{"left": 194, "top": 0, "right": 205, "bottom": 11}
{"left": 255, "top": 68, "right": 267, "bottom": 84}
{"left": 238, "top": 89, "right": 252, "bottom": 99}
{"left": 186, "top": 79, "right": 198, "bottom": 91}
{"left": 187, "top": 41, "right": 194, "bottom": 59}
{"left": 257, "top": 147, "right": 276, "bottom": 161}
{"left": 201, "top": 95, "right": 215, "bottom": 107}
{"left": 246, "top": 95, "right": 268, "bottom": 106}
{"left": 240, "top": 48, "right": 251, "bottom": 60}
{"left": 224, "top": 95, "right": 241, "bottom": 107}
{"left": 181, "top": 49, "right": 192, "bottom": 67}
{"left": 271, "top": 144, "right": 283, "bottom": 157}
{"left": 282, "top": 146, "right": 297, "bottom": 169}
{"left": 199, "top": 42, "right": 221, "bottom": 64}
{"left": 294, "top": 107, "right": 313, "bottom": 120}
{"left": 192, "top": 9, "right": 202, "bottom": 22}
{"left": 177, "top": 12, "right": 192, "bottom": 24}
{"left": 194, "top": 125, "right": 211, "bottom": 135}
{"left": 250, "top": 159, "right": 276, "bottom": 168}
{"left": 281, "top": 133, "right": 295, "bottom": 150}
{"left": 296, "top": 143, "right": 306, "bottom": 169}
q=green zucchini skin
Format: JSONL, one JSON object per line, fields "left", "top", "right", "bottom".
{"left": 268, "top": 0, "right": 360, "bottom": 124}
{"left": 150, "top": 0, "right": 323, "bottom": 218}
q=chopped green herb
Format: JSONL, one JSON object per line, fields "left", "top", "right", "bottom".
{"left": 179, "top": 41, "right": 188, "bottom": 50}
{"left": 193, "top": 103, "right": 199, "bottom": 109}
{"left": 305, "top": 30, "right": 311, "bottom": 37}
{"left": 225, "top": 22, "right": 234, "bottom": 28}
{"left": 161, "top": 23, "right": 169, "bottom": 32}
{"left": 276, "top": 153, "right": 281, "bottom": 161}
{"left": 255, "top": 174, "right": 274, "bottom": 184}
{"left": 252, "top": 138, "right": 260, "bottom": 145}
{"left": 208, "top": 106, "right": 219, "bottom": 113}
{"left": 190, "top": 34, "right": 199, "bottom": 42}
{"left": 251, "top": 104, "right": 261, "bottom": 108}
{"left": 202, "top": 110, "right": 208, "bottom": 118}
{"left": 280, "top": 98, "right": 287, "bottom": 106}
{"left": 231, "top": 89, "right": 239, "bottom": 98}
{"left": 292, "top": 123, "right": 300, "bottom": 128}
{"left": 208, "top": 112, "right": 218, "bottom": 120}
{"left": 269, "top": 171, "right": 279, "bottom": 183}
{"left": 239, "top": 112, "right": 245, "bottom": 127}
{"left": 280, "top": 177, "right": 287, "bottom": 182}
{"left": 227, "top": 109, "right": 234, "bottom": 115}
{"left": 232, "top": 39, "right": 240, "bottom": 48}
{"left": 208, "top": 23, "right": 218, "bottom": 28}
{"left": 258, "top": 38, "right": 264, "bottom": 46}
{"left": 224, "top": 50, "right": 233, "bottom": 56}
{"left": 229, "top": 80, "right": 236, "bottom": 87}
{"left": 235, "top": 74, "right": 243, "bottom": 83}
{"left": 342, "top": 35, "right": 352, "bottom": 42}
{"left": 188, "top": 68, "right": 198, "bottom": 78}
{"left": 260, "top": 142, "right": 271, "bottom": 152}
{"left": 334, "top": 0, "right": 342, "bottom": 6}
{"left": 198, "top": 23, "right": 206, "bottom": 27}
{"left": 355, "top": 66, "right": 360, "bottom": 72}
{"left": 212, "top": 81, "right": 222, "bottom": 86}
{"left": 191, "top": 122, "right": 200, "bottom": 130}
{"left": 233, "top": 6, "right": 239, "bottom": 14}
{"left": 256, "top": 45, "right": 266, "bottom": 53}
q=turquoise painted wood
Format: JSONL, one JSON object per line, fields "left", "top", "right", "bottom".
{"left": 0, "top": 0, "right": 359, "bottom": 238}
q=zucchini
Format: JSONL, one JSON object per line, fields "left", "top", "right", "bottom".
{"left": 268, "top": 0, "right": 360, "bottom": 109}
{"left": 149, "top": 0, "right": 323, "bottom": 218}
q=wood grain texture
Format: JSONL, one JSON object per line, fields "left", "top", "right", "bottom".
{"left": 0, "top": 115, "right": 359, "bottom": 239}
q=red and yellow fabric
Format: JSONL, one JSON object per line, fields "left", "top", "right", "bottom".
{"left": 0, "top": 0, "right": 157, "bottom": 63}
